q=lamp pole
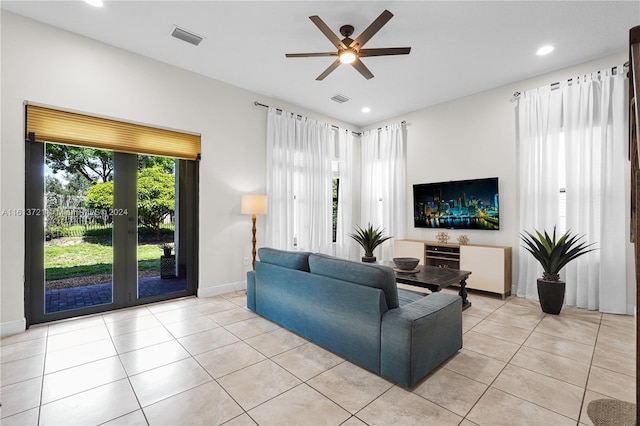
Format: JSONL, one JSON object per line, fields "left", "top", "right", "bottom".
{"left": 251, "top": 213, "right": 257, "bottom": 270}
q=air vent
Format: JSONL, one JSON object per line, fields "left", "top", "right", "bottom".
{"left": 330, "top": 94, "right": 350, "bottom": 104}
{"left": 171, "top": 26, "right": 204, "bottom": 46}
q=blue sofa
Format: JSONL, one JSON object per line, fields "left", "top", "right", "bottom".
{"left": 246, "top": 248, "right": 463, "bottom": 388}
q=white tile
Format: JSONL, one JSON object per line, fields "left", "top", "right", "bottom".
{"left": 413, "top": 368, "right": 487, "bottom": 416}
{"left": 467, "top": 387, "right": 575, "bottom": 425}
{"left": 152, "top": 306, "right": 203, "bottom": 325}
{"left": 111, "top": 326, "right": 173, "bottom": 354}
{"left": 0, "top": 407, "right": 40, "bottom": 425}
{"left": 178, "top": 326, "right": 240, "bottom": 356}
{"left": 442, "top": 348, "right": 506, "bottom": 385}
{"left": 245, "top": 327, "right": 307, "bottom": 357}
{"left": 129, "top": 357, "right": 212, "bottom": 407}
{"left": 510, "top": 345, "right": 590, "bottom": 387}
{"left": 46, "top": 324, "right": 110, "bottom": 352}
{"left": 39, "top": 379, "right": 139, "bottom": 425}
{"left": 208, "top": 307, "right": 257, "bottom": 326}
{"left": 119, "top": 340, "right": 190, "bottom": 376}
{"left": 248, "top": 383, "right": 350, "bottom": 425}
{"left": 163, "top": 315, "right": 219, "bottom": 338}
{"left": 0, "top": 354, "right": 45, "bottom": 386}
{"left": 224, "top": 317, "right": 280, "bottom": 340}
{"left": 463, "top": 331, "right": 521, "bottom": 362}
{"left": 47, "top": 316, "right": 105, "bottom": 336}
{"left": 101, "top": 306, "right": 153, "bottom": 324}
{"left": 0, "top": 376, "right": 42, "bottom": 418}
{"left": 492, "top": 364, "right": 584, "bottom": 420}
{"left": 105, "top": 314, "right": 161, "bottom": 337}
{"left": 272, "top": 342, "right": 344, "bottom": 381}
{"left": 44, "top": 338, "right": 117, "bottom": 373}
{"left": 102, "top": 409, "right": 148, "bottom": 425}
{"left": 0, "top": 326, "right": 48, "bottom": 346}
{"left": 195, "top": 341, "right": 266, "bottom": 379}
{"left": 307, "top": 362, "right": 393, "bottom": 414}
{"left": 144, "top": 381, "right": 243, "bottom": 425}
{"left": 356, "top": 385, "right": 462, "bottom": 425}
{"left": 0, "top": 338, "right": 46, "bottom": 364}
{"left": 42, "top": 355, "right": 126, "bottom": 403}
{"left": 217, "top": 360, "right": 301, "bottom": 410}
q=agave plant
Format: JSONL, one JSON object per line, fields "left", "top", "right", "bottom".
{"left": 349, "top": 223, "right": 393, "bottom": 258}
{"left": 520, "top": 226, "right": 596, "bottom": 281}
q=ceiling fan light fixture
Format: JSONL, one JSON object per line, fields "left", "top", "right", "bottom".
{"left": 339, "top": 50, "right": 357, "bottom": 64}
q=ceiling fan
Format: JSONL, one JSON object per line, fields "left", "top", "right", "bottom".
{"left": 285, "top": 10, "right": 411, "bottom": 81}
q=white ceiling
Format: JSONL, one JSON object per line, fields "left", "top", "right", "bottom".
{"left": 2, "top": 1, "right": 638, "bottom": 127}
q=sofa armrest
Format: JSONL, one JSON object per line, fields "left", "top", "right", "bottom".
{"left": 380, "top": 292, "right": 462, "bottom": 388}
{"left": 246, "top": 270, "right": 256, "bottom": 312}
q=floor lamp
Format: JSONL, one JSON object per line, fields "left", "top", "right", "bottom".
{"left": 241, "top": 195, "right": 267, "bottom": 270}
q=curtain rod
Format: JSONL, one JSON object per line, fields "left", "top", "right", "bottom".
{"left": 253, "top": 101, "right": 406, "bottom": 135}
{"left": 511, "top": 62, "right": 629, "bottom": 101}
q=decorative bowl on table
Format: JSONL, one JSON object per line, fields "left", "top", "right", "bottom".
{"left": 393, "top": 257, "right": 420, "bottom": 272}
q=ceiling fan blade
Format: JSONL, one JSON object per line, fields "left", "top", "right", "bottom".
{"left": 359, "top": 47, "right": 411, "bottom": 57}
{"left": 351, "top": 58, "right": 374, "bottom": 80}
{"left": 309, "top": 15, "right": 347, "bottom": 50}
{"left": 350, "top": 9, "right": 393, "bottom": 49}
{"left": 286, "top": 52, "right": 338, "bottom": 58}
{"left": 316, "top": 59, "right": 341, "bottom": 81}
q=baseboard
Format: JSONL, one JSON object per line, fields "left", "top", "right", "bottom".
{"left": 197, "top": 281, "right": 246, "bottom": 298}
{"left": 1, "top": 317, "right": 26, "bottom": 338}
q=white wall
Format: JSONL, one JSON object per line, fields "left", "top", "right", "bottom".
{"left": 0, "top": 11, "right": 355, "bottom": 332}
{"left": 1, "top": 10, "right": 634, "bottom": 331}
{"left": 363, "top": 51, "right": 633, "bottom": 305}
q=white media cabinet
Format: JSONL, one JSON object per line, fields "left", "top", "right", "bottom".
{"left": 393, "top": 239, "right": 512, "bottom": 298}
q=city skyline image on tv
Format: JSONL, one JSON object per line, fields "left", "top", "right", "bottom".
{"left": 413, "top": 177, "right": 499, "bottom": 230}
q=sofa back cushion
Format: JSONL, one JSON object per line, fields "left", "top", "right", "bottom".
{"left": 309, "top": 254, "right": 399, "bottom": 309}
{"left": 257, "top": 247, "right": 312, "bottom": 272}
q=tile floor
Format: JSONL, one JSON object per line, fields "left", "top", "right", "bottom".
{"left": 0, "top": 288, "right": 635, "bottom": 425}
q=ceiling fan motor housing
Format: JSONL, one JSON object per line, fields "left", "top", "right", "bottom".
{"left": 284, "top": 10, "right": 411, "bottom": 80}
{"left": 340, "top": 24, "right": 355, "bottom": 38}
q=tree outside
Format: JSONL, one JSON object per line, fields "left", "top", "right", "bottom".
{"left": 45, "top": 144, "right": 176, "bottom": 288}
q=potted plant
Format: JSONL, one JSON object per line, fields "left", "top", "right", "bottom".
{"left": 349, "top": 223, "right": 393, "bottom": 263}
{"left": 160, "top": 243, "right": 173, "bottom": 257}
{"left": 520, "top": 226, "right": 596, "bottom": 314}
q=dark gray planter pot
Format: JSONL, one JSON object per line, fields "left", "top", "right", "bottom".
{"left": 362, "top": 256, "right": 376, "bottom": 263}
{"left": 537, "top": 278, "right": 565, "bottom": 315}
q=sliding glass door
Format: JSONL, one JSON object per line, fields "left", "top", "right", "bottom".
{"left": 26, "top": 139, "right": 198, "bottom": 325}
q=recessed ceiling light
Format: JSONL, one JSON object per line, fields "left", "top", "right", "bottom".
{"left": 84, "top": 0, "right": 103, "bottom": 6}
{"left": 361, "top": 107, "right": 371, "bottom": 113}
{"left": 536, "top": 45, "right": 554, "bottom": 56}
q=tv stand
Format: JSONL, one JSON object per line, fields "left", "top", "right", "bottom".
{"left": 394, "top": 239, "right": 512, "bottom": 298}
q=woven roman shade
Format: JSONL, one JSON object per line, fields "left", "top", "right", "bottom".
{"left": 26, "top": 104, "right": 201, "bottom": 160}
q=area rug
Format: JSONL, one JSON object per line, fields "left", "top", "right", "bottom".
{"left": 587, "top": 398, "right": 636, "bottom": 426}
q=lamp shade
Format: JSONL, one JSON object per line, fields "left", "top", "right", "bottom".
{"left": 241, "top": 195, "right": 267, "bottom": 215}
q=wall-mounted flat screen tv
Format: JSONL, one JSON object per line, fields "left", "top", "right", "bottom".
{"left": 413, "top": 177, "right": 499, "bottom": 230}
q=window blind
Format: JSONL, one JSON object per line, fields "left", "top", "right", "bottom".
{"left": 25, "top": 104, "right": 201, "bottom": 160}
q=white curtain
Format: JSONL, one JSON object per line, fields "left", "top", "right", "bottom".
{"left": 265, "top": 107, "right": 334, "bottom": 254}
{"left": 335, "top": 128, "right": 357, "bottom": 260}
{"left": 360, "top": 123, "right": 407, "bottom": 261}
{"left": 517, "top": 65, "right": 629, "bottom": 313}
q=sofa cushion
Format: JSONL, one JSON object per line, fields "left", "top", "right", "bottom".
{"left": 257, "top": 247, "right": 312, "bottom": 272}
{"left": 309, "top": 254, "right": 399, "bottom": 309}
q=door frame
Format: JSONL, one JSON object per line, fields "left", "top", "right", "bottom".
{"left": 24, "top": 137, "right": 199, "bottom": 326}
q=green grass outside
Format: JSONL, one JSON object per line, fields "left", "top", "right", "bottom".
{"left": 45, "top": 236, "right": 167, "bottom": 281}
